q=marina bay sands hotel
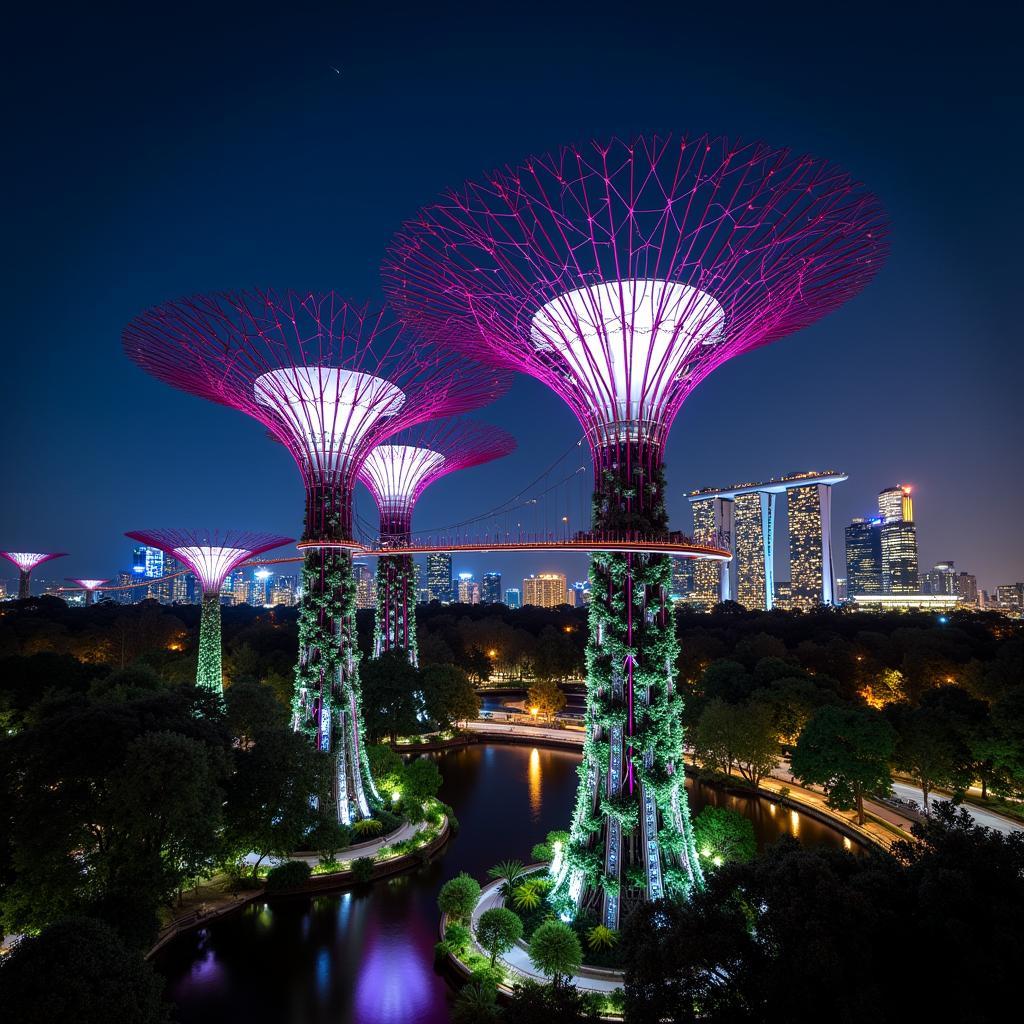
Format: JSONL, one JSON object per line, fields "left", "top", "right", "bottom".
{"left": 688, "top": 471, "right": 847, "bottom": 611}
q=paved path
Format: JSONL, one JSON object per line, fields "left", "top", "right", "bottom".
{"left": 240, "top": 820, "right": 423, "bottom": 869}
{"left": 889, "top": 781, "right": 1022, "bottom": 835}
{"left": 468, "top": 878, "right": 623, "bottom": 994}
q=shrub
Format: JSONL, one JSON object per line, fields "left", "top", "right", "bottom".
{"left": 438, "top": 872, "right": 482, "bottom": 923}
{"left": 476, "top": 906, "right": 524, "bottom": 966}
{"left": 352, "top": 818, "right": 383, "bottom": 839}
{"left": 528, "top": 920, "right": 583, "bottom": 984}
{"left": 444, "top": 921, "right": 471, "bottom": 954}
{"left": 586, "top": 924, "right": 618, "bottom": 951}
{"left": 264, "top": 860, "right": 312, "bottom": 892}
{"left": 351, "top": 857, "right": 375, "bottom": 883}
{"left": 531, "top": 842, "right": 553, "bottom": 862}
{"left": 487, "top": 859, "right": 526, "bottom": 897}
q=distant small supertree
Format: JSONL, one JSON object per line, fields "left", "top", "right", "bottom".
{"left": 66, "top": 578, "right": 110, "bottom": 606}
{"left": 359, "top": 418, "right": 516, "bottom": 662}
{"left": 385, "top": 133, "right": 887, "bottom": 924}
{"left": 1, "top": 552, "right": 67, "bottom": 599}
{"left": 123, "top": 291, "right": 510, "bottom": 822}
{"left": 125, "top": 529, "right": 291, "bottom": 695}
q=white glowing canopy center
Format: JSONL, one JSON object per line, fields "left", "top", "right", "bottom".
{"left": 254, "top": 367, "right": 406, "bottom": 477}
{"left": 173, "top": 546, "right": 251, "bottom": 594}
{"left": 74, "top": 579, "right": 108, "bottom": 590}
{"left": 3, "top": 552, "right": 52, "bottom": 572}
{"left": 530, "top": 278, "right": 725, "bottom": 436}
{"left": 361, "top": 445, "right": 446, "bottom": 514}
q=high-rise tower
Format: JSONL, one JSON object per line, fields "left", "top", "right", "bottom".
{"left": 845, "top": 518, "right": 883, "bottom": 596}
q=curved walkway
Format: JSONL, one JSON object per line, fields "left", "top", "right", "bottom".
{"left": 465, "top": 876, "right": 623, "bottom": 995}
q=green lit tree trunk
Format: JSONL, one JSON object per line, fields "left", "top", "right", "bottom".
{"left": 550, "top": 446, "right": 703, "bottom": 928}
{"left": 374, "top": 554, "right": 417, "bottom": 664}
{"left": 196, "top": 593, "right": 223, "bottom": 695}
{"left": 293, "top": 546, "right": 379, "bottom": 824}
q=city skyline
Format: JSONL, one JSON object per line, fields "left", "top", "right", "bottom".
{"left": 3, "top": 7, "right": 1021, "bottom": 596}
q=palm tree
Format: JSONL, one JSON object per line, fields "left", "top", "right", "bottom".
{"left": 487, "top": 858, "right": 526, "bottom": 898}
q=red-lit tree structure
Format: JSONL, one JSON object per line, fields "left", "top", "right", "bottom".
{"left": 123, "top": 291, "right": 510, "bottom": 823}
{"left": 66, "top": 578, "right": 110, "bottom": 605}
{"left": 1, "top": 552, "right": 67, "bottom": 600}
{"left": 125, "top": 529, "right": 291, "bottom": 695}
{"left": 359, "top": 418, "right": 516, "bottom": 662}
{"left": 385, "top": 134, "right": 888, "bottom": 924}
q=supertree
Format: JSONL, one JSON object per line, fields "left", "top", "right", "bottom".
{"left": 126, "top": 529, "right": 292, "bottom": 695}
{"left": 1, "top": 552, "right": 67, "bottom": 599}
{"left": 385, "top": 133, "right": 887, "bottom": 925}
{"left": 359, "top": 418, "right": 516, "bottom": 662}
{"left": 123, "top": 291, "right": 510, "bottom": 823}
{"left": 66, "top": 578, "right": 110, "bottom": 606}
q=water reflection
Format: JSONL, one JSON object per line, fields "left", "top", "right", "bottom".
{"left": 528, "top": 747, "right": 542, "bottom": 821}
{"left": 157, "top": 743, "right": 859, "bottom": 1024}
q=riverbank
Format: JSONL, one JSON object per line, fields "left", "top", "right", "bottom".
{"left": 147, "top": 809, "right": 451, "bottom": 959}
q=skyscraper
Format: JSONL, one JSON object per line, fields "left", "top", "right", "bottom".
{"left": 353, "top": 562, "right": 376, "bottom": 610}
{"left": 845, "top": 518, "right": 883, "bottom": 596}
{"left": 504, "top": 587, "right": 521, "bottom": 609}
{"left": 670, "top": 557, "right": 695, "bottom": 601}
{"left": 690, "top": 496, "right": 732, "bottom": 605}
{"left": 878, "top": 485, "right": 913, "bottom": 523}
{"left": 426, "top": 552, "right": 453, "bottom": 603}
{"left": 881, "top": 521, "right": 919, "bottom": 593}
{"left": 271, "top": 574, "right": 298, "bottom": 607}
{"left": 787, "top": 483, "right": 836, "bottom": 609}
{"left": 481, "top": 571, "right": 502, "bottom": 604}
{"left": 523, "top": 572, "right": 567, "bottom": 608}
{"left": 733, "top": 490, "right": 773, "bottom": 610}
{"left": 457, "top": 573, "right": 480, "bottom": 604}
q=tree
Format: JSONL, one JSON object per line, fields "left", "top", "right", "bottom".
{"left": 224, "top": 679, "right": 289, "bottom": 743}
{"left": 526, "top": 676, "right": 566, "bottom": 721}
{"left": 0, "top": 685, "right": 230, "bottom": 945}
{"left": 528, "top": 920, "right": 583, "bottom": 986}
{"left": 692, "top": 806, "right": 756, "bottom": 866}
{"left": 700, "top": 659, "right": 754, "bottom": 704}
{"left": 421, "top": 663, "right": 479, "bottom": 727}
{"left": 452, "top": 980, "right": 501, "bottom": 1024}
{"left": 359, "top": 650, "right": 423, "bottom": 742}
{"left": 223, "top": 726, "right": 322, "bottom": 873}
{"left": 731, "top": 701, "right": 780, "bottom": 787}
{"left": 437, "top": 872, "right": 482, "bottom": 923}
{"left": 691, "top": 699, "right": 740, "bottom": 777}
{"left": 401, "top": 756, "right": 443, "bottom": 813}
{"left": 504, "top": 979, "right": 602, "bottom": 1023}
{"left": 792, "top": 705, "right": 896, "bottom": 824}
{"left": 476, "top": 906, "right": 523, "bottom": 965}
{"left": 888, "top": 703, "right": 964, "bottom": 813}
{"left": 487, "top": 858, "right": 526, "bottom": 898}
{"left": 0, "top": 917, "right": 171, "bottom": 1024}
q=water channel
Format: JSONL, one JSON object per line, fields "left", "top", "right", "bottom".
{"left": 157, "top": 742, "right": 859, "bottom": 1024}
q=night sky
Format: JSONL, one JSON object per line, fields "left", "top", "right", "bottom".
{"left": 4, "top": 2, "right": 1022, "bottom": 594}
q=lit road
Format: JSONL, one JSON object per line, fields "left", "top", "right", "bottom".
{"left": 888, "top": 782, "right": 1022, "bottom": 835}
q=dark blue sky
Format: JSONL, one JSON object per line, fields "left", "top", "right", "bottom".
{"left": 4, "top": 2, "right": 1022, "bottom": 593}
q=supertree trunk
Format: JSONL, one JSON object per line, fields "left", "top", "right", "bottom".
{"left": 293, "top": 488, "right": 378, "bottom": 824}
{"left": 196, "top": 593, "right": 223, "bottom": 695}
{"left": 18, "top": 570, "right": 30, "bottom": 600}
{"left": 551, "top": 443, "right": 702, "bottom": 927}
{"left": 84, "top": 590, "right": 95, "bottom": 607}
{"left": 373, "top": 510, "right": 417, "bottom": 664}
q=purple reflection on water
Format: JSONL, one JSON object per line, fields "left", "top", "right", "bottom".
{"left": 354, "top": 921, "right": 433, "bottom": 1024}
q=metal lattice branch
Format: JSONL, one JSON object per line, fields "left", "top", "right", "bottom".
{"left": 358, "top": 417, "right": 517, "bottom": 534}
{"left": 384, "top": 133, "right": 887, "bottom": 450}
{"left": 123, "top": 291, "right": 513, "bottom": 540}
{"left": 124, "top": 529, "right": 292, "bottom": 594}
{"left": 1, "top": 551, "right": 67, "bottom": 574}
